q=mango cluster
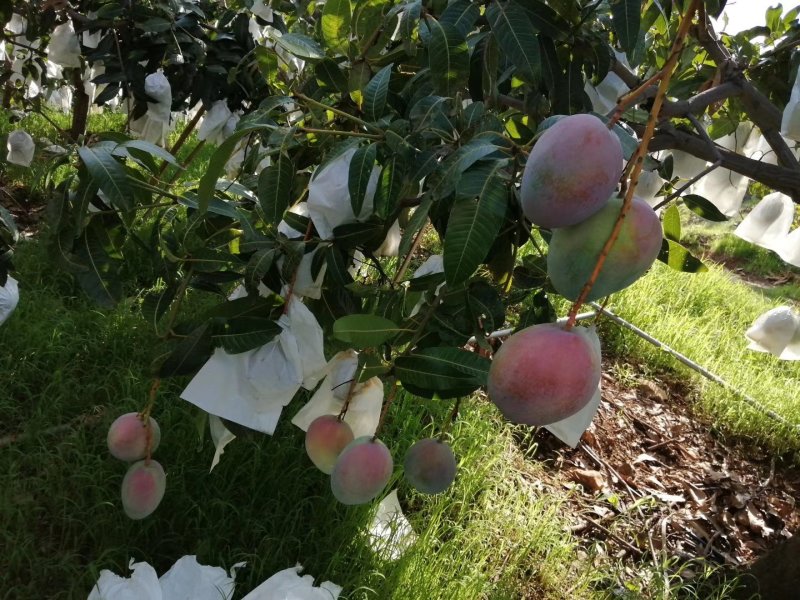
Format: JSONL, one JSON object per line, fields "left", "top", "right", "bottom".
{"left": 488, "top": 114, "right": 663, "bottom": 427}
{"left": 107, "top": 412, "right": 166, "bottom": 519}
{"left": 304, "top": 415, "right": 457, "bottom": 505}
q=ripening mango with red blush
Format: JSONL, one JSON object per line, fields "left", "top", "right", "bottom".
{"left": 404, "top": 438, "right": 456, "bottom": 494}
{"left": 331, "top": 436, "right": 393, "bottom": 505}
{"left": 120, "top": 459, "right": 166, "bottom": 520}
{"left": 107, "top": 412, "right": 160, "bottom": 462}
{"left": 305, "top": 415, "right": 354, "bottom": 474}
{"left": 521, "top": 114, "right": 623, "bottom": 228}
{"left": 487, "top": 323, "right": 601, "bottom": 426}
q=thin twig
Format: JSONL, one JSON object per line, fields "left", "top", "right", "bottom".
{"left": 565, "top": 0, "right": 702, "bottom": 329}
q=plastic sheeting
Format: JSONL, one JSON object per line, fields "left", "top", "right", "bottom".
{"left": 49, "top": 21, "right": 81, "bottom": 69}
{"left": 241, "top": 565, "right": 341, "bottom": 600}
{"left": 130, "top": 71, "right": 173, "bottom": 146}
{"left": 734, "top": 192, "right": 795, "bottom": 251}
{"left": 6, "top": 130, "right": 34, "bottom": 167}
{"left": 197, "top": 100, "right": 238, "bottom": 146}
{"left": 368, "top": 490, "right": 417, "bottom": 561}
{"left": 0, "top": 276, "right": 20, "bottom": 326}
{"left": 635, "top": 170, "right": 665, "bottom": 207}
{"left": 782, "top": 67, "right": 800, "bottom": 141}
{"left": 745, "top": 306, "right": 800, "bottom": 361}
{"left": 583, "top": 51, "right": 631, "bottom": 116}
{"left": 307, "top": 147, "right": 380, "bottom": 240}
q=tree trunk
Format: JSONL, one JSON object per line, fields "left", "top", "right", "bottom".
{"left": 70, "top": 67, "right": 90, "bottom": 141}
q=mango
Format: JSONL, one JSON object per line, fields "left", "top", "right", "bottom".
{"left": 305, "top": 415, "right": 355, "bottom": 474}
{"left": 521, "top": 114, "right": 623, "bottom": 228}
{"left": 121, "top": 459, "right": 166, "bottom": 520}
{"left": 404, "top": 438, "right": 456, "bottom": 494}
{"left": 487, "top": 323, "right": 601, "bottom": 426}
{"left": 331, "top": 436, "right": 393, "bottom": 505}
{"left": 547, "top": 195, "right": 662, "bottom": 301}
{"left": 107, "top": 413, "right": 161, "bottom": 462}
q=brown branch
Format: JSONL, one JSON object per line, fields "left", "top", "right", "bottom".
{"left": 647, "top": 125, "right": 800, "bottom": 201}
{"left": 660, "top": 81, "right": 741, "bottom": 117}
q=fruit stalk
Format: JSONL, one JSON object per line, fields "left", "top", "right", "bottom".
{"left": 565, "top": 0, "right": 701, "bottom": 329}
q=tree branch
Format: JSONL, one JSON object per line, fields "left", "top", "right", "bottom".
{"left": 647, "top": 125, "right": 800, "bottom": 200}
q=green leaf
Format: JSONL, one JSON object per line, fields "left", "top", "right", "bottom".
{"left": 159, "top": 324, "right": 214, "bottom": 378}
{"left": 399, "top": 194, "right": 433, "bottom": 257}
{"left": 513, "top": 0, "right": 570, "bottom": 41}
{"left": 444, "top": 163, "right": 508, "bottom": 286}
{"left": 426, "top": 17, "right": 469, "bottom": 97}
{"left": 315, "top": 59, "right": 349, "bottom": 93}
{"left": 75, "top": 227, "right": 122, "bottom": 308}
{"left": 114, "top": 139, "right": 180, "bottom": 168}
{"left": 203, "top": 295, "right": 279, "bottom": 320}
{"left": 245, "top": 248, "right": 277, "bottom": 288}
{"left": 333, "top": 314, "right": 407, "bottom": 348}
{"left": 516, "top": 290, "right": 556, "bottom": 331}
{"left": 196, "top": 123, "right": 276, "bottom": 216}
{"left": 682, "top": 194, "right": 729, "bottom": 222}
{"left": 214, "top": 317, "right": 281, "bottom": 354}
{"left": 486, "top": 1, "right": 541, "bottom": 85}
{"left": 348, "top": 143, "right": 378, "bottom": 216}
{"left": 276, "top": 33, "right": 325, "bottom": 60}
{"left": 77, "top": 146, "right": 132, "bottom": 212}
{"left": 429, "top": 137, "right": 501, "bottom": 198}
{"left": 363, "top": 64, "right": 393, "bottom": 121}
{"left": 394, "top": 347, "right": 490, "bottom": 398}
{"left": 662, "top": 204, "right": 681, "bottom": 242}
{"left": 258, "top": 155, "right": 295, "bottom": 226}
{"left": 440, "top": 0, "right": 481, "bottom": 37}
{"left": 657, "top": 239, "right": 707, "bottom": 273}
{"left": 321, "top": 0, "right": 352, "bottom": 55}
{"left": 373, "top": 157, "right": 403, "bottom": 219}
{"left": 610, "top": 0, "right": 640, "bottom": 56}
{"left": 142, "top": 283, "right": 178, "bottom": 328}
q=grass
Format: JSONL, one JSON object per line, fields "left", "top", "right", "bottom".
{"left": 599, "top": 260, "right": 800, "bottom": 459}
{"left": 1, "top": 240, "right": 605, "bottom": 600}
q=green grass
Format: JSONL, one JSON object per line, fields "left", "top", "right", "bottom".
{"left": 1, "top": 240, "right": 605, "bottom": 600}
{"left": 600, "top": 261, "right": 800, "bottom": 459}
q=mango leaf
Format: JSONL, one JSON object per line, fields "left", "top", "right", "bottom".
{"left": 333, "top": 314, "right": 407, "bottom": 348}
{"left": 75, "top": 227, "right": 122, "bottom": 307}
{"left": 196, "top": 123, "right": 276, "bottom": 216}
{"left": 513, "top": 0, "right": 570, "bottom": 41}
{"left": 444, "top": 163, "right": 508, "bottom": 286}
{"left": 276, "top": 33, "right": 325, "bottom": 59}
{"left": 245, "top": 248, "right": 277, "bottom": 288}
{"left": 657, "top": 239, "right": 707, "bottom": 273}
{"left": 440, "top": 0, "right": 481, "bottom": 37}
{"left": 429, "top": 137, "right": 501, "bottom": 198}
{"left": 348, "top": 143, "right": 378, "bottom": 215}
{"left": 662, "top": 204, "right": 681, "bottom": 242}
{"left": 113, "top": 139, "right": 180, "bottom": 167}
{"left": 398, "top": 194, "right": 433, "bottom": 257}
{"left": 321, "top": 0, "right": 352, "bottom": 56}
{"left": 213, "top": 317, "right": 281, "bottom": 354}
{"left": 363, "top": 64, "right": 393, "bottom": 121}
{"left": 203, "top": 295, "right": 279, "bottom": 320}
{"left": 486, "top": 1, "right": 540, "bottom": 85}
{"left": 373, "top": 157, "right": 403, "bottom": 220}
{"left": 394, "top": 347, "right": 490, "bottom": 398}
{"left": 142, "top": 283, "right": 178, "bottom": 328}
{"left": 682, "top": 194, "right": 729, "bottom": 222}
{"left": 315, "top": 58, "right": 349, "bottom": 93}
{"left": 158, "top": 323, "right": 214, "bottom": 378}
{"left": 258, "top": 154, "right": 295, "bottom": 226}
{"left": 609, "top": 0, "right": 640, "bottom": 56}
{"left": 77, "top": 146, "right": 132, "bottom": 211}
{"left": 426, "top": 17, "right": 469, "bottom": 97}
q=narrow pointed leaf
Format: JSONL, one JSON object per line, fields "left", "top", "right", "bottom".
{"left": 321, "top": 0, "right": 352, "bottom": 55}
{"left": 609, "top": 0, "right": 640, "bottom": 56}
{"left": 440, "top": 0, "right": 481, "bottom": 37}
{"left": 159, "top": 324, "right": 214, "bottom": 378}
{"left": 662, "top": 204, "right": 681, "bottom": 242}
{"left": 363, "top": 64, "right": 393, "bottom": 121}
{"left": 348, "top": 143, "right": 377, "bottom": 216}
{"left": 682, "top": 194, "right": 729, "bottom": 222}
{"left": 426, "top": 17, "right": 469, "bottom": 97}
{"left": 213, "top": 317, "right": 281, "bottom": 354}
{"left": 444, "top": 163, "right": 508, "bottom": 285}
{"left": 258, "top": 155, "right": 295, "bottom": 226}
{"left": 657, "top": 239, "right": 707, "bottom": 273}
{"left": 77, "top": 146, "right": 132, "bottom": 211}
{"left": 486, "top": 1, "right": 541, "bottom": 85}
{"left": 333, "top": 314, "right": 407, "bottom": 348}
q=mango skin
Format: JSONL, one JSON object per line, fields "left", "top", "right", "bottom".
{"left": 521, "top": 114, "right": 623, "bottom": 229}
{"left": 487, "top": 323, "right": 601, "bottom": 426}
{"left": 547, "top": 195, "right": 662, "bottom": 301}
{"left": 305, "top": 415, "right": 355, "bottom": 475}
{"left": 331, "top": 436, "right": 393, "bottom": 505}
{"left": 404, "top": 438, "right": 456, "bottom": 495}
{"left": 107, "top": 413, "right": 161, "bottom": 462}
{"left": 121, "top": 459, "right": 166, "bottom": 520}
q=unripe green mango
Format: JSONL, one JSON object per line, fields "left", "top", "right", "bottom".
{"left": 547, "top": 195, "right": 663, "bottom": 301}
{"left": 521, "top": 114, "right": 623, "bottom": 228}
